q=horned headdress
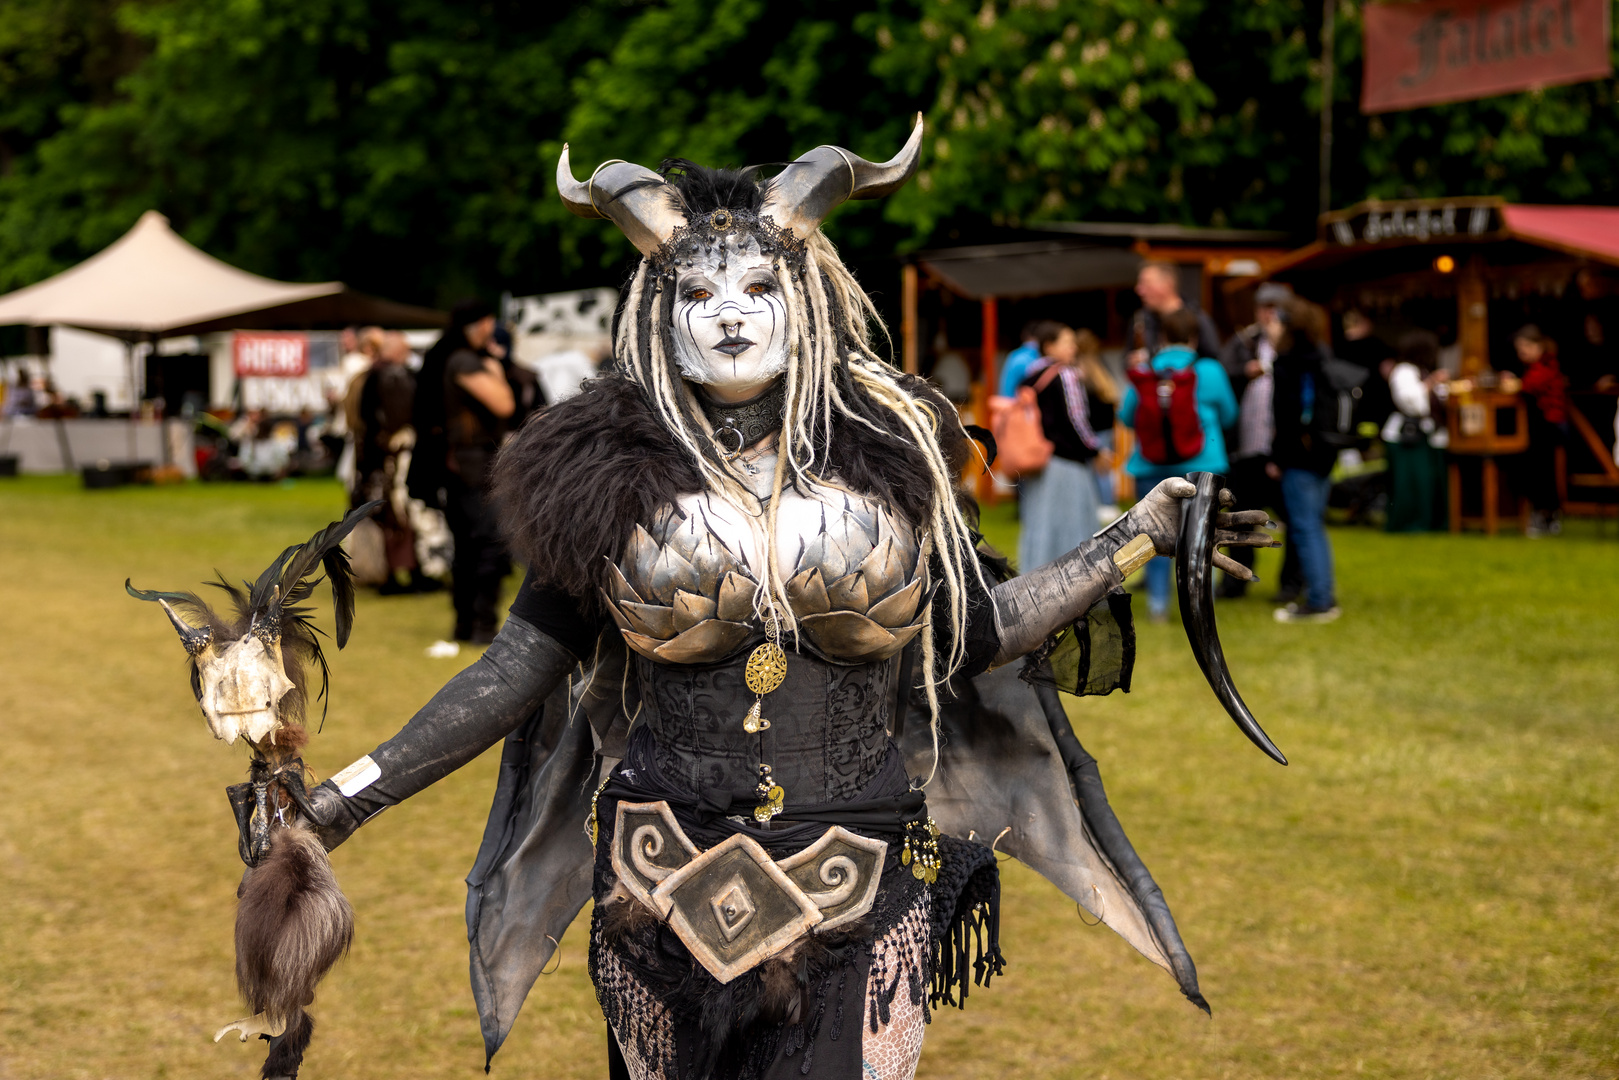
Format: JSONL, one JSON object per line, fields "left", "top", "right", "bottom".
{"left": 557, "top": 113, "right": 925, "bottom": 258}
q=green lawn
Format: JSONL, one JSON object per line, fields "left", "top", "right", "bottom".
{"left": 2, "top": 475, "right": 1615, "bottom": 1079}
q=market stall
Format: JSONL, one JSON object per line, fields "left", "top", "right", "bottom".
{"left": 901, "top": 222, "right": 1290, "bottom": 502}
{"left": 1265, "top": 197, "right": 1619, "bottom": 532}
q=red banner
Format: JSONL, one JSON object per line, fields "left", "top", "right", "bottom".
{"left": 1362, "top": 0, "right": 1612, "bottom": 114}
{"left": 233, "top": 332, "right": 308, "bottom": 377}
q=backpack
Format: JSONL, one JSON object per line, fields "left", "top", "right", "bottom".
{"left": 1316, "top": 356, "right": 1371, "bottom": 449}
{"left": 987, "top": 364, "right": 1061, "bottom": 477}
{"left": 1127, "top": 361, "right": 1204, "bottom": 465}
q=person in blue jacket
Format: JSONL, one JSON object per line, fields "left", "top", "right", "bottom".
{"left": 1118, "top": 307, "right": 1239, "bottom": 620}
{"left": 999, "top": 319, "right": 1057, "bottom": 398}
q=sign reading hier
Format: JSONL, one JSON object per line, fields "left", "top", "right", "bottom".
{"left": 1362, "top": 0, "right": 1611, "bottom": 114}
{"left": 233, "top": 333, "right": 309, "bottom": 377}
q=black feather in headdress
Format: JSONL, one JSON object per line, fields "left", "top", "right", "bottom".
{"left": 658, "top": 159, "right": 767, "bottom": 215}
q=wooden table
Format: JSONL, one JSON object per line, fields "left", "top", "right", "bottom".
{"left": 1446, "top": 390, "right": 1529, "bottom": 535}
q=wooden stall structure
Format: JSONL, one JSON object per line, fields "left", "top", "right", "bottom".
{"left": 1265, "top": 197, "right": 1619, "bottom": 533}
{"left": 901, "top": 223, "right": 1290, "bottom": 503}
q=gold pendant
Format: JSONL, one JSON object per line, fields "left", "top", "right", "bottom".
{"left": 744, "top": 641, "right": 787, "bottom": 696}
{"left": 742, "top": 627, "right": 785, "bottom": 735}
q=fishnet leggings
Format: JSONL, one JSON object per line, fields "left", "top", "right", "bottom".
{"left": 860, "top": 900, "right": 930, "bottom": 1080}
{"left": 597, "top": 944, "right": 678, "bottom": 1080}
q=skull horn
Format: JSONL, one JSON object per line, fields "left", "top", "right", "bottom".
{"left": 760, "top": 113, "right": 925, "bottom": 241}
{"left": 1175, "top": 472, "right": 1287, "bottom": 765}
{"left": 158, "top": 600, "right": 215, "bottom": 656}
{"left": 556, "top": 144, "right": 689, "bottom": 258}
{"left": 125, "top": 579, "right": 214, "bottom": 656}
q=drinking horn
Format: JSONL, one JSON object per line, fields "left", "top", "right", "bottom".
{"left": 1175, "top": 471, "right": 1288, "bottom": 765}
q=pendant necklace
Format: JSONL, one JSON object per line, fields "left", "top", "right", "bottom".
{"left": 745, "top": 614, "right": 788, "bottom": 822}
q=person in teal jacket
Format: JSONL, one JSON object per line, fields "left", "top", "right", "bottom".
{"left": 1117, "top": 308, "right": 1239, "bottom": 620}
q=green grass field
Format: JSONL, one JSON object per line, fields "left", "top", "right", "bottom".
{"left": 2, "top": 475, "right": 1615, "bottom": 1079}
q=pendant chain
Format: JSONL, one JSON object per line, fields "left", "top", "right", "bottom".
{"left": 746, "top": 615, "right": 788, "bottom": 823}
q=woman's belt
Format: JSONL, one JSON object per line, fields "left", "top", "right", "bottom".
{"left": 607, "top": 799, "right": 890, "bottom": 984}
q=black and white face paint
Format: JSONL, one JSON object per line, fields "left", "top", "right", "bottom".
{"left": 670, "top": 232, "right": 789, "bottom": 397}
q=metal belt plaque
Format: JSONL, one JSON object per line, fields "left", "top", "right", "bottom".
{"left": 609, "top": 802, "right": 888, "bottom": 983}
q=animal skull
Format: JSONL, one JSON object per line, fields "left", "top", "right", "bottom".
{"left": 195, "top": 633, "right": 296, "bottom": 745}
{"left": 154, "top": 597, "right": 294, "bottom": 745}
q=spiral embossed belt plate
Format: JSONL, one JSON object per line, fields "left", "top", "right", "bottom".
{"left": 609, "top": 801, "right": 888, "bottom": 983}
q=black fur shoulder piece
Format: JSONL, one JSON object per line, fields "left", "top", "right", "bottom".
{"left": 492, "top": 371, "right": 974, "bottom": 606}
{"left": 491, "top": 376, "right": 703, "bottom": 604}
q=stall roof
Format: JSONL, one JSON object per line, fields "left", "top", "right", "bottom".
{"left": 1498, "top": 204, "right": 1619, "bottom": 264}
{"left": 1265, "top": 200, "right": 1619, "bottom": 283}
{"left": 1031, "top": 220, "right": 1291, "bottom": 244}
{"left": 0, "top": 210, "right": 444, "bottom": 339}
{"left": 915, "top": 222, "right": 1293, "bottom": 301}
{"left": 917, "top": 239, "right": 1143, "bottom": 301}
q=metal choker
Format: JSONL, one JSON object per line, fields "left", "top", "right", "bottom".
{"left": 696, "top": 379, "right": 788, "bottom": 459}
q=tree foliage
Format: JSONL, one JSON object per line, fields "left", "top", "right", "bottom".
{"left": 1, "top": 0, "right": 1617, "bottom": 308}
{"left": 863, "top": 0, "right": 1217, "bottom": 236}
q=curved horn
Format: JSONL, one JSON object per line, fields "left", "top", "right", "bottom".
{"left": 126, "top": 579, "right": 215, "bottom": 655}
{"left": 556, "top": 144, "right": 688, "bottom": 257}
{"left": 157, "top": 600, "right": 214, "bottom": 656}
{"left": 1175, "top": 472, "right": 1288, "bottom": 766}
{"left": 760, "top": 113, "right": 924, "bottom": 240}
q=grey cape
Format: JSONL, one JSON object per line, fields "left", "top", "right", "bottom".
{"left": 462, "top": 597, "right": 1208, "bottom": 1068}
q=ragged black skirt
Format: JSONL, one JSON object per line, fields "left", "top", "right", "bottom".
{"left": 590, "top": 726, "right": 1004, "bottom": 1080}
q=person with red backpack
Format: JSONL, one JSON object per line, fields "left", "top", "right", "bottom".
{"left": 1118, "top": 307, "right": 1238, "bottom": 621}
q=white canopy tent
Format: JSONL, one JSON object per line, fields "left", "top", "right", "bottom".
{"left": 0, "top": 210, "right": 444, "bottom": 338}
{"left": 0, "top": 210, "right": 443, "bottom": 469}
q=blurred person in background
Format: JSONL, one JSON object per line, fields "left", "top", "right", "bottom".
{"left": 1075, "top": 328, "right": 1121, "bottom": 514}
{"left": 412, "top": 299, "right": 515, "bottom": 642}
{"left": 1017, "top": 322, "right": 1104, "bottom": 574}
{"left": 1129, "top": 261, "right": 1221, "bottom": 363}
{"left": 1381, "top": 330, "right": 1450, "bottom": 534}
{"left": 353, "top": 329, "right": 436, "bottom": 593}
{"left": 1269, "top": 297, "right": 1340, "bottom": 623}
{"left": 1219, "top": 282, "right": 1301, "bottom": 600}
{"left": 999, "top": 319, "right": 1057, "bottom": 397}
{"left": 330, "top": 326, "right": 376, "bottom": 488}
{"left": 1563, "top": 268, "right": 1619, "bottom": 392}
{"left": 1510, "top": 325, "right": 1570, "bottom": 537}
{"left": 3, "top": 369, "right": 37, "bottom": 417}
{"left": 1120, "top": 307, "right": 1238, "bottom": 621}
{"left": 488, "top": 316, "right": 545, "bottom": 427}
{"left": 1336, "top": 308, "right": 1395, "bottom": 430}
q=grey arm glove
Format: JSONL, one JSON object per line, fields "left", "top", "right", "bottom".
{"left": 305, "top": 614, "right": 578, "bottom": 850}
{"left": 991, "top": 477, "right": 1272, "bottom": 666}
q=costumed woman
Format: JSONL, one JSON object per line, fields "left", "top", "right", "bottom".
{"left": 300, "top": 118, "right": 1277, "bottom": 1080}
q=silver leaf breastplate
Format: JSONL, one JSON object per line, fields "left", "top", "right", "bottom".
{"left": 602, "top": 485, "right": 930, "bottom": 666}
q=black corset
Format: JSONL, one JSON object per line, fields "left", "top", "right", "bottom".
{"left": 634, "top": 651, "right": 896, "bottom": 806}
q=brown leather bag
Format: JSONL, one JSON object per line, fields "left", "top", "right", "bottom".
{"left": 989, "top": 363, "right": 1060, "bottom": 477}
